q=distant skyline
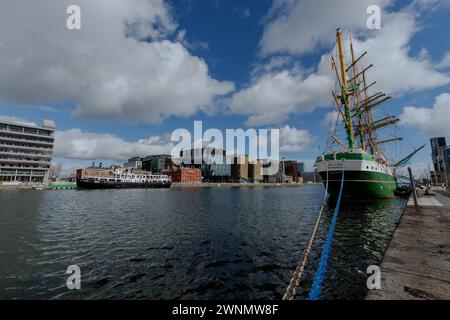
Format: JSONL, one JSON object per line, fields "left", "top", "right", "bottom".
{"left": 1, "top": 0, "right": 449, "bottom": 176}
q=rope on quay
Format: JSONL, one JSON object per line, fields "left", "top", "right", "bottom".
{"left": 282, "top": 166, "right": 330, "bottom": 300}
{"left": 308, "top": 162, "right": 345, "bottom": 300}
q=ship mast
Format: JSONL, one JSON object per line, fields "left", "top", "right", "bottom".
{"left": 336, "top": 28, "right": 355, "bottom": 150}
{"left": 349, "top": 35, "right": 366, "bottom": 151}
{"left": 332, "top": 28, "right": 404, "bottom": 165}
{"left": 327, "top": 29, "right": 424, "bottom": 170}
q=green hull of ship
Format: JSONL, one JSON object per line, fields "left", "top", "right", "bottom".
{"left": 319, "top": 170, "right": 397, "bottom": 200}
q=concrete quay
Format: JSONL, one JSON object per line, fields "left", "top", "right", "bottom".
{"left": 367, "top": 188, "right": 450, "bottom": 300}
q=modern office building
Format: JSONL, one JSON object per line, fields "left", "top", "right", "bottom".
{"left": 0, "top": 119, "right": 55, "bottom": 183}
{"left": 430, "top": 137, "right": 450, "bottom": 185}
{"left": 297, "top": 162, "right": 305, "bottom": 175}
{"left": 142, "top": 155, "right": 173, "bottom": 173}
{"left": 124, "top": 157, "right": 143, "bottom": 170}
{"left": 202, "top": 163, "right": 232, "bottom": 182}
{"left": 178, "top": 147, "right": 233, "bottom": 182}
{"left": 262, "top": 160, "right": 283, "bottom": 183}
{"left": 430, "top": 137, "right": 449, "bottom": 172}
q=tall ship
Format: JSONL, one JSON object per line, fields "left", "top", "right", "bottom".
{"left": 316, "top": 29, "right": 423, "bottom": 199}
{"left": 76, "top": 166, "right": 171, "bottom": 189}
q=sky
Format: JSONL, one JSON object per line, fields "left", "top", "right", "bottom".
{"left": 0, "top": 0, "right": 449, "bottom": 176}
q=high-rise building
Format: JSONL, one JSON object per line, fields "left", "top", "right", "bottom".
{"left": 430, "top": 137, "right": 449, "bottom": 172}
{"left": 0, "top": 119, "right": 55, "bottom": 183}
{"left": 142, "top": 155, "right": 173, "bottom": 173}
{"left": 178, "top": 147, "right": 233, "bottom": 182}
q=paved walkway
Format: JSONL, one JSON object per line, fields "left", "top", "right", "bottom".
{"left": 367, "top": 188, "right": 450, "bottom": 300}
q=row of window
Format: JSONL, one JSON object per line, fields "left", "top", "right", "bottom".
{"left": 0, "top": 170, "right": 46, "bottom": 175}
{"left": 0, "top": 163, "right": 49, "bottom": 169}
{"left": 0, "top": 124, "right": 53, "bottom": 137}
{"left": 0, "top": 133, "right": 54, "bottom": 144}
{"left": 0, "top": 142, "right": 53, "bottom": 151}
{"left": 0, "top": 149, "right": 52, "bottom": 157}
{"left": 0, "top": 157, "right": 51, "bottom": 164}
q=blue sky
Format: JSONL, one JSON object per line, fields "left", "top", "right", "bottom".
{"left": 0, "top": 0, "right": 449, "bottom": 176}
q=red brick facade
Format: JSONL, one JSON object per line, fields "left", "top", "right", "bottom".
{"left": 168, "top": 167, "right": 202, "bottom": 184}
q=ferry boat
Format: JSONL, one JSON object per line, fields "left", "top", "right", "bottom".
{"left": 76, "top": 167, "right": 171, "bottom": 189}
{"left": 316, "top": 29, "right": 423, "bottom": 200}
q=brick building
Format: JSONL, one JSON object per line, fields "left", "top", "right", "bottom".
{"left": 168, "top": 167, "right": 202, "bottom": 184}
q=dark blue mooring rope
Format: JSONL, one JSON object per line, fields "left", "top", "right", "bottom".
{"left": 308, "top": 165, "right": 345, "bottom": 300}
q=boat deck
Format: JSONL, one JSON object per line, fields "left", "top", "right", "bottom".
{"left": 366, "top": 188, "right": 450, "bottom": 299}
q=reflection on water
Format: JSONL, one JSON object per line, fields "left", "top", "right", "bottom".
{"left": 0, "top": 186, "right": 406, "bottom": 299}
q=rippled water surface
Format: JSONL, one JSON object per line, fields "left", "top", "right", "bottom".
{"left": 0, "top": 186, "right": 406, "bottom": 299}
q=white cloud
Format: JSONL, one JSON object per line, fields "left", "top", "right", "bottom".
{"left": 260, "top": 0, "right": 389, "bottom": 56}
{"left": 400, "top": 93, "right": 450, "bottom": 137}
{"left": 438, "top": 52, "right": 450, "bottom": 69}
{"left": 349, "top": 12, "right": 450, "bottom": 95}
{"left": 54, "top": 129, "right": 173, "bottom": 160}
{"left": 409, "top": 0, "right": 450, "bottom": 12}
{"left": 279, "top": 125, "right": 313, "bottom": 152}
{"left": 0, "top": 115, "right": 37, "bottom": 127}
{"left": 229, "top": 56, "right": 334, "bottom": 126}
{"left": 0, "top": 0, "right": 234, "bottom": 124}
{"left": 229, "top": 2, "right": 450, "bottom": 126}
{"left": 53, "top": 125, "right": 313, "bottom": 161}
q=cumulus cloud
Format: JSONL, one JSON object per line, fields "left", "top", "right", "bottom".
{"left": 0, "top": 115, "right": 37, "bottom": 127}
{"left": 279, "top": 125, "right": 313, "bottom": 152}
{"left": 54, "top": 129, "right": 173, "bottom": 160}
{"left": 229, "top": 1, "right": 450, "bottom": 126}
{"left": 260, "top": 0, "right": 389, "bottom": 56}
{"left": 229, "top": 55, "right": 334, "bottom": 126}
{"left": 438, "top": 52, "right": 450, "bottom": 69}
{"left": 0, "top": 0, "right": 234, "bottom": 124}
{"left": 53, "top": 125, "right": 313, "bottom": 160}
{"left": 349, "top": 12, "right": 450, "bottom": 95}
{"left": 400, "top": 93, "right": 450, "bottom": 137}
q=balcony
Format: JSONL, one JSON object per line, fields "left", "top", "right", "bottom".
{"left": 0, "top": 143, "right": 52, "bottom": 152}
{"left": 0, "top": 171, "right": 46, "bottom": 176}
{"left": 0, "top": 150, "right": 52, "bottom": 159}
{"left": 0, "top": 127, "right": 54, "bottom": 140}
{"left": 0, "top": 158, "right": 51, "bottom": 166}
{"left": 0, "top": 165, "right": 46, "bottom": 170}
{"left": 0, "top": 135, "right": 54, "bottom": 147}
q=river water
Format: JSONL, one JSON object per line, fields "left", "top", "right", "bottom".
{"left": 0, "top": 186, "right": 406, "bottom": 299}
